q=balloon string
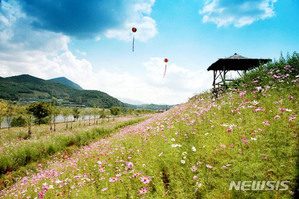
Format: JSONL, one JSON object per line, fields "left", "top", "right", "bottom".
{"left": 163, "top": 64, "right": 167, "bottom": 78}
{"left": 132, "top": 36, "right": 135, "bottom": 52}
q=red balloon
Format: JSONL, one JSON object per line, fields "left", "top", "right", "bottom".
{"left": 164, "top": 58, "right": 168, "bottom": 63}
{"left": 132, "top": 27, "right": 137, "bottom": 33}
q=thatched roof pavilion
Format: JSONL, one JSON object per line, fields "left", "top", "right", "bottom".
{"left": 207, "top": 53, "right": 271, "bottom": 71}
{"left": 207, "top": 53, "right": 271, "bottom": 97}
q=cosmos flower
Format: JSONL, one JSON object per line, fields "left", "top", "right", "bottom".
{"left": 138, "top": 187, "right": 149, "bottom": 194}
{"left": 206, "top": 164, "right": 213, "bottom": 169}
{"left": 38, "top": 191, "right": 45, "bottom": 199}
{"left": 127, "top": 162, "right": 133, "bottom": 169}
{"left": 98, "top": 167, "right": 105, "bottom": 173}
{"left": 191, "top": 166, "right": 197, "bottom": 172}
{"left": 109, "top": 176, "right": 119, "bottom": 182}
{"left": 289, "top": 115, "right": 296, "bottom": 122}
{"left": 102, "top": 187, "right": 108, "bottom": 192}
{"left": 133, "top": 171, "right": 142, "bottom": 178}
{"left": 274, "top": 115, "right": 280, "bottom": 120}
{"left": 140, "top": 176, "right": 152, "bottom": 184}
{"left": 192, "top": 146, "right": 196, "bottom": 152}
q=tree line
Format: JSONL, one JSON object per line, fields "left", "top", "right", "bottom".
{"left": 0, "top": 98, "right": 154, "bottom": 135}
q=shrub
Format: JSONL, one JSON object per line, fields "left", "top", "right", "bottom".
{"left": 11, "top": 116, "right": 26, "bottom": 127}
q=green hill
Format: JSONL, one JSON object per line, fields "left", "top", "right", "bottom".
{"left": 49, "top": 77, "right": 83, "bottom": 90}
{"left": 0, "top": 74, "right": 124, "bottom": 108}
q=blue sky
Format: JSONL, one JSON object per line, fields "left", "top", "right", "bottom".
{"left": 0, "top": 0, "right": 298, "bottom": 104}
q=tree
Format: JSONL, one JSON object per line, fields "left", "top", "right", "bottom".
{"left": 72, "top": 107, "right": 81, "bottom": 126}
{"left": 62, "top": 108, "right": 72, "bottom": 128}
{"left": 0, "top": 100, "right": 8, "bottom": 129}
{"left": 92, "top": 105, "right": 98, "bottom": 124}
{"left": 110, "top": 107, "right": 121, "bottom": 121}
{"left": 27, "top": 101, "right": 51, "bottom": 125}
{"left": 11, "top": 115, "right": 26, "bottom": 127}
{"left": 17, "top": 106, "right": 34, "bottom": 136}
{"left": 49, "top": 98, "right": 61, "bottom": 132}
{"left": 99, "top": 109, "right": 106, "bottom": 124}
{"left": 51, "top": 106, "right": 61, "bottom": 132}
{"left": 4, "top": 103, "right": 14, "bottom": 130}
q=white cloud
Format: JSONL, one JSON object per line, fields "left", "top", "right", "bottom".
{"left": 105, "top": 0, "right": 157, "bottom": 42}
{"left": 0, "top": 0, "right": 211, "bottom": 105}
{"left": 51, "top": 57, "right": 211, "bottom": 105}
{"left": 0, "top": 0, "right": 92, "bottom": 83}
{"left": 200, "top": 0, "right": 277, "bottom": 27}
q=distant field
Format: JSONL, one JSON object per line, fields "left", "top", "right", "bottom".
{"left": 0, "top": 114, "right": 152, "bottom": 189}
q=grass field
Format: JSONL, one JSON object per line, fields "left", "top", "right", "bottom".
{"left": 0, "top": 115, "right": 152, "bottom": 189}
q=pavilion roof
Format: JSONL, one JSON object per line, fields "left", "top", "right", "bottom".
{"left": 207, "top": 53, "right": 271, "bottom": 71}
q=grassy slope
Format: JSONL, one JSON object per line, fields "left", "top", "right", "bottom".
{"left": 0, "top": 54, "right": 298, "bottom": 198}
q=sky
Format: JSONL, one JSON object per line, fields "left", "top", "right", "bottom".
{"left": 0, "top": 0, "right": 298, "bottom": 105}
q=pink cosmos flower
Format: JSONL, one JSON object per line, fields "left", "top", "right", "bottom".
{"left": 133, "top": 171, "right": 142, "bottom": 178}
{"left": 226, "top": 128, "right": 232, "bottom": 133}
{"left": 274, "top": 115, "right": 280, "bottom": 120}
{"left": 279, "top": 108, "right": 287, "bottom": 112}
{"left": 191, "top": 166, "right": 197, "bottom": 172}
{"left": 229, "top": 143, "right": 234, "bottom": 147}
{"left": 140, "top": 176, "right": 151, "bottom": 184}
{"left": 241, "top": 136, "right": 248, "bottom": 145}
{"left": 289, "top": 115, "right": 296, "bottom": 122}
{"left": 221, "top": 166, "right": 227, "bottom": 169}
{"left": 284, "top": 65, "right": 291, "bottom": 70}
{"left": 102, "top": 187, "right": 108, "bottom": 192}
{"left": 138, "top": 187, "right": 149, "bottom": 194}
{"left": 254, "top": 107, "right": 265, "bottom": 112}
{"left": 289, "top": 96, "right": 293, "bottom": 100}
{"left": 193, "top": 176, "right": 199, "bottom": 181}
{"left": 109, "top": 176, "right": 119, "bottom": 182}
{"left": 239, "top": 91, "right": 246, "bottom": 98}
{"left": 220, "top": 144, "right": 226, "bottom": 148}
{"left": 256, "top": 86, "right": 262, "bottom": 91}
{"left": 206, "top": 164, "right": 213, "bottom": 169}
{"left": 38, "top": 191, "right": 45, "bottom": 199}
{"left": 262, "top": 121, "right": 270, "bottom": 126}
{"left": 127, "top": 162, "right": 133, "bottom": 169}
{"left": 98, "top": 167, "right": 105, "bottom": 173}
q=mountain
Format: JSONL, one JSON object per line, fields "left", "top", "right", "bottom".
{"left": 0, "top": 74, "right": 124, "bottom": 108}
{"left": 49, "top": 77, "right": 83, "bottom": 90}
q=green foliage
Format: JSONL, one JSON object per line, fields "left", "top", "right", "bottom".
{"left": 10, "top": 116, "right": 26, "bottom": 127}
{"left": 0, "top": 74, "right": 124, "bottom": 108}
{"left": 72, "top": 107, "right": 80, "bottom": 120}
{"left": 27, "top": 101, "right": 51, "bottom": 125}
{"left": 0, "top": 100, "right": 8, "bottom": 128}
{"left": 109, "top": 107, "right": 121, "bottom": 116}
